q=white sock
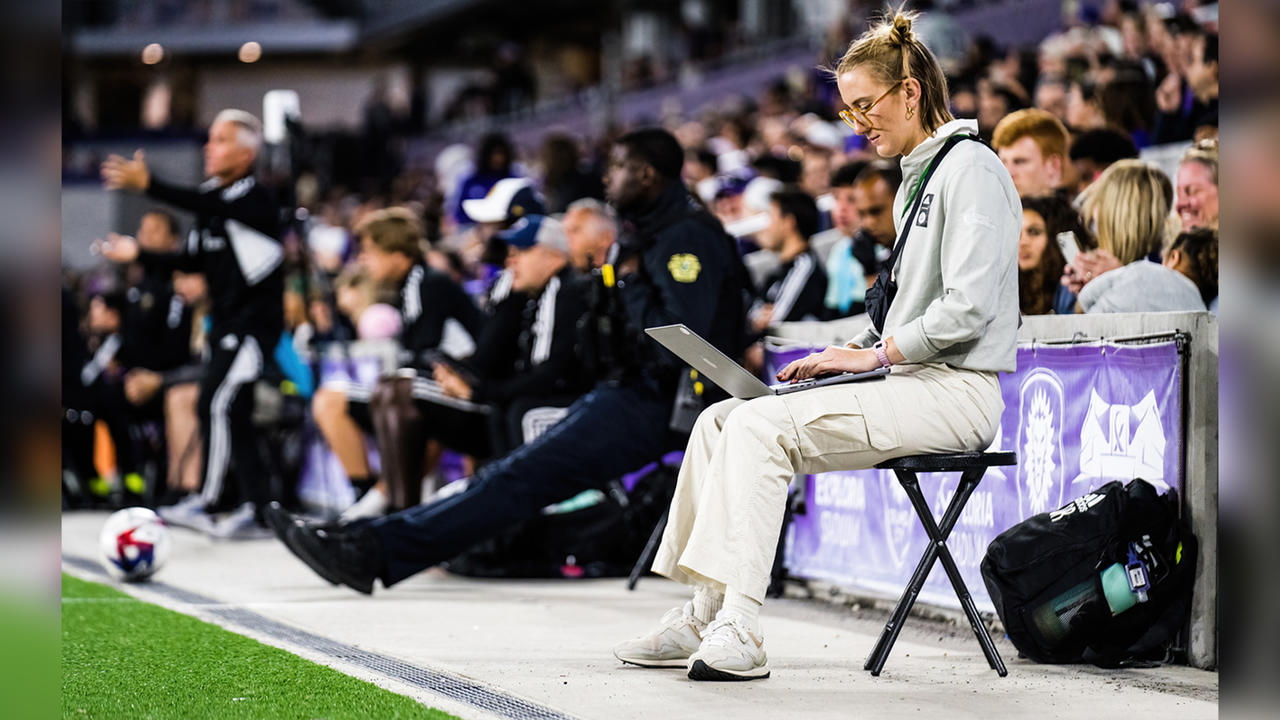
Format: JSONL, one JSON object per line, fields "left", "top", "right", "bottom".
{"left": 340, "top": 486, "right": 388, "bottom": 521}
{"left": 720, "top": 588, "right": 762, "bottom": 635}
{"left": 691, "top": 585, "right": 724, "bottom": 625}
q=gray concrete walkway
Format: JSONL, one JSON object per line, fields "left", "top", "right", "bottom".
{"left": 62, "top": 511, "right": 1216, "bottom": 720}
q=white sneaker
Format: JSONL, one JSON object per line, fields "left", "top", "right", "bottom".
{"left": 212, "top": 503, "right": 272, "bottom": 540}
{"left": 613, "top": 602, "right": 706, "bottom": 668}
{"left": 339, "top": 486, "right": 389, "bottom": 522}
{"left": 687, "top": 614, "right": 770, "bottom": 681}
{"left": 157, "top": 494, "right": 218, "bottom": 535}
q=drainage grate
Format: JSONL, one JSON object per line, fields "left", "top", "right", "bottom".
{"left": 63, "top": 555, "right": 578, "bottom": 720}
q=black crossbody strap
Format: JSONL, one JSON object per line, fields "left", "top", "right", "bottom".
{"left": 883, "top": 134, "right": 976, "bottom": 279}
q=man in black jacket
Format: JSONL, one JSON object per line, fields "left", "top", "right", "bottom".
{"left": 268, "top": 127, "right": 748, "bottom": 594}
{"left": 99, "top": 109, "right": 283, "bottom": 538}
{"left": 748, "top": 186, "right": 829, "bottom": 335}
{"left": 353, "top": 214, "right": 594, "bottom": 519}
{"left": 78, "top": 209, "right": 196, "bottom": 505}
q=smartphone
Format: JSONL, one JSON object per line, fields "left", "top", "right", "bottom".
{"left": 1056, "top": 231, "right": 1081, "bottom": 265}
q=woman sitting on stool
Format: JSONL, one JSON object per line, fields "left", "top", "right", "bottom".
{"left": 613, "top": 8, "right": 1022, "bottom": 682}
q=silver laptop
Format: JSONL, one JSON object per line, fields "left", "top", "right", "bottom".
{"left": 645, "top": 324, "right": 889, "bottom": 399}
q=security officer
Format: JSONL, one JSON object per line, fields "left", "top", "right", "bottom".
{"left": 99, "top": 109, "right": 283, "bottom": 537}
{"left": 267, "top": 127, "right": 748, "bottom": 594}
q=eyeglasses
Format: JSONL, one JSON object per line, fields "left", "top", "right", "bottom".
{"left": 839, "top": 79, "right": 906, "bottom": 131}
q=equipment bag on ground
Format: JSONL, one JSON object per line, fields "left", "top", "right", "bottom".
{"left": 980, "top": 479, "right": 1197, "bottom": 666}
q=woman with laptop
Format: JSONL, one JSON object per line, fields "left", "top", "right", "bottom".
{"left": 614, "top": 8, "right": 1020, "bottom": 681}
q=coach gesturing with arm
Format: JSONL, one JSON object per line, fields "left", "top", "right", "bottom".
{"left": 98, "top": 110, "right": 284, "bottom": 539}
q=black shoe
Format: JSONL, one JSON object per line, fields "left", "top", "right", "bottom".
{"left": 264, "top": 501, "right": 343, "bottom": 532}
{"left": 269, "top": 503, "right": 381, "bottom": 595}
{"left": 265, "top": 502, "right": 339, "bottom": 586}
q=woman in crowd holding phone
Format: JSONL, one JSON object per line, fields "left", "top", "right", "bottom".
{"left": 613, "top": 8, "right": 1020, "bottom": 681}
{"left": 1019, "top": 195, "right": 1094, "bottom": 315}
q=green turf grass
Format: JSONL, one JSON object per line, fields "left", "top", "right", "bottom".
{"left": 62, "top": 573, "right": 458, "bottom": 719}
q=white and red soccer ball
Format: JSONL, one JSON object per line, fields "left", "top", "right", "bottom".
{"left": 99, "top": 507, "right": 171, "bottom": 582}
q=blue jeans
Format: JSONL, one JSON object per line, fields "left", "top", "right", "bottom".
{"left": 369, "top": 380, "right": 674, "bottom": 586}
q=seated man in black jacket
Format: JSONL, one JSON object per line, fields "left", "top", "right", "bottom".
{"left": 747, "top": 186, "right": 829, "bottom": 335}
{"left": 311, "top": 208, "right": 486, "bottom": 511}
{"left": 349, "top": 214, "right": 594, "bottom": 519}
{"left": 267, "top": 127, "right": 748, "bottom": 594}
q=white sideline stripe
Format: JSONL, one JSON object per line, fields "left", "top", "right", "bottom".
{"left": 60, "top": 554, "right": 572, "bottom": 720}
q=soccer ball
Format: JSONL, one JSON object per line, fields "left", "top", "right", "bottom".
{"left": 99, "top": 507, "right": 171, "bottom": 582}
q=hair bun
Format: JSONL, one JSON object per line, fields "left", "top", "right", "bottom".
{"left": 890, "top": 12, "right": 914, "bottom": 46}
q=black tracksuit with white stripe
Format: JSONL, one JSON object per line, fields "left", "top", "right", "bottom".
{"left": 332, "top": 263, "right": 486, "bottom": 428}
{"left": 119, "top": 271, "right": 195, "bottom": 374}
{"left": 468, "top": 265, "right": 591, "bottom": 406}
{"left": 405, "top": 265, "right": 593, "bottom": 458}
{"left": 396, "top": 264, "right": 487, "bottom": 370}
{"left": 140, "top": 173, "right": 283, "bottom": 513}
{"left": 751, "top": 250, "right": 828, "bottom": 330}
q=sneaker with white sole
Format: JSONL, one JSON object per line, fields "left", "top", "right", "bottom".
{"left": 687, "top": 614, "right": 770, "bottom": 681}
{"left": 613, "top": 602, "right": 706, "bottom": 668}
{"left": 339, "top": 486, "right": 389, "bottom": 523}
{"left": 212, "top": 503, "right": 273, "bottom": 540}
{"left": 157, "top": 494, "right": 218, "bottom": 535}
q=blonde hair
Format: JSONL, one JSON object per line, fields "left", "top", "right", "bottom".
{"left": 355, "top": 207, "right": 425, "bottom": 261}
{"left": 1078, "top": 159, "right": 1173, "bottom": 265}
{"left": 834, "top": 7, "right": 955, "bottom": 135}
{"left": 992, "top": 108, "right": 1070, "bottom": 160}
{"left": 1180, "top": 138, "right": 1218, "bottom": 186}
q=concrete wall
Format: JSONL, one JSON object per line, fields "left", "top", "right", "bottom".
{"left": 1019, "top": 312, "right": 1218, "bottom": 671}
{"left": 775, "top": 311, "right": 1219, "bottom": 669}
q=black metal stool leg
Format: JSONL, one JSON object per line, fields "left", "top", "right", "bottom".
{"left": 866, "top": 472, "right": 939, "bottom": 674}
{"left": 627, "top": 507, "right": 670, "bottom": 591}
{"left": 868, "top": 468, "right": 1007, "bottom": 676}
{"left": 935, "top": 538, "right": 1008, "bottom": 675}
{"left": 928, "top": 471, "right": 1007, "bottom": 675}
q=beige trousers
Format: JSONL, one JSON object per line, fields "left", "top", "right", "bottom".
{"left": 651, "top": 362, "right": 1004, "bottom": 603}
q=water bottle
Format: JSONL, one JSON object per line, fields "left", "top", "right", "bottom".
{"left": 1030, "top": 563, "right": 1139, "bottom": 646}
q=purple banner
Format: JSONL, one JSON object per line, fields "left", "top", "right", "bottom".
{"left": 777, "top": 342, "right": 1183, "bottom": 611}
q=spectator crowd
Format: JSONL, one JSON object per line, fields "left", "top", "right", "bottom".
{"left": 62, "top": 1, "right": 1219, "bottom": 553}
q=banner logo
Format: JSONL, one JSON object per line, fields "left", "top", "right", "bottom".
{"left": 879, "top": 469, "right": 917, "bottom": 570}
{"left": 1016, "top": 369, "right": 1066, "bottom": 519}
{"left": 1072, "top": 388, "right": 1167, "bottom": 495}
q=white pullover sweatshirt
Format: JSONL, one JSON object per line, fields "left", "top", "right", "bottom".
{"left": 849, "top": 119, "right": 1021, "bottom": 373}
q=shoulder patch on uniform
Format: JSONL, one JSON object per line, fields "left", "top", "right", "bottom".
{"left": 668, "top": 253, "right": 702, "bottom": 283}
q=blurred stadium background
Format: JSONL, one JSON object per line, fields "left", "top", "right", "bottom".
{"left": 62, "top": 0, "right": 1092, "bottom": 268}
{"left": 57, "top": 1, "right": 1232, "bottom": 717}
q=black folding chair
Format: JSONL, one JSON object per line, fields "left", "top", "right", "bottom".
{"left": 864, "top": 451, "right": 1017, "bottom": 677}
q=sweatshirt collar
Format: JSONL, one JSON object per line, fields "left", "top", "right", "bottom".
{"left": 899, "top": 118, "right": 978, "bottom": 177}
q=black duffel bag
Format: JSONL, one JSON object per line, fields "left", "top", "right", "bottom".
{"left": 980, "top": 479, "right": 1197, "bottom": 666}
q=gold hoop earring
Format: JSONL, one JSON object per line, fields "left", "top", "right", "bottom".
{"left": 906, "top": 105, "right": 915, "bottom": 120}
